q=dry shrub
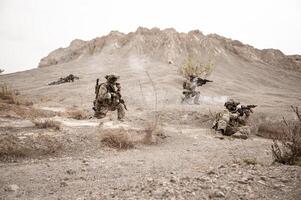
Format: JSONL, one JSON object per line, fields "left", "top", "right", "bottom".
{"left": 0, "top": 84, "right": 18, "bottom": 104}
{"left": 256, "top": 121, "right": 284, "bottom": 139}
{"left": 0, "top": 84, "right": 33, "bottom": 106}
{"left": 61, "top": 108, "right": 89, "bottom": 120}
{"left": 142, "top": 121, "right": 166, "bottom": 145}
{"left": 179, "top": 58, "right": 214, "bottom": 78}
{"left": 33, "top": 120, "right": 61, "bottom": 130}
{"left": 243, "top": 158, "right": 258, "bottom": 165}
{"left": 101, "top": 130, "right": 134, "bottom": 150}
{"left": 0, "top": 69, "right": 4, "bottom": 74}
{"left": 271, "top": 106, "right": 301, "bottom": 165}
{"left": 0, "top": 134, "right": 62, "bottom": 161}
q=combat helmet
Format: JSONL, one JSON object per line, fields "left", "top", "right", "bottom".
{"left": 105, "top": 74, "right": 120, "bottom": 83}
{"left": 224, "top": 99, "right": 240, "bottom": 112}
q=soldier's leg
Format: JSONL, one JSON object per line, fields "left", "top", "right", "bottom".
{"left": 216, "top": 119, "right": 227, "bottom": 134}
{"left": 116, "top": 104, "right": 125, "bottom": 120}
{"left": 233, "top": 126, "right": 250, "bottom": 139}
{"left": 223, "top": 125, "right": 236, "bottom": 136}
{"left": 94, "top": 100, "right": 109, "bottom": 119}
{"left": 193, "top": 91, "right": 200, "bottom": 105}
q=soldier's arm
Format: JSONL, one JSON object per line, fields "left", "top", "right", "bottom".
{"left": 230, "top": 113, "right": 239, "bottom": 120}
{"left": 97, "top": 85, "right": 108, "bottom": 99}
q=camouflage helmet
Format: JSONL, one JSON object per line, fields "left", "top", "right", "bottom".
{"left": 224, "top": 99, "right": 240, "bottom": 112}
{"left": 105, "top": 74, "right": 120, "bottom": 82}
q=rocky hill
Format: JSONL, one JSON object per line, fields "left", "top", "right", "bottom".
{"left": 39, "top": 27, "right": 301, "bottom": 71}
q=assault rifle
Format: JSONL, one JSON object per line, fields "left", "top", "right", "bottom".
{"left": 237, "top": 105, "right": 257, "bottom": 116}
{"left": 195, "top": 78, "right": 213, "bottom": 86}
{"left": 95, "top": 78, "right": 100, "bottom": 99}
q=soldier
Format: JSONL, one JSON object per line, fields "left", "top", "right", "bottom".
{"left": 48, "top": 74, "right": 79, "bottom": 85}
{"left": 182, "top": 75, "right": 200, "bottom": 104}
{"left": 212, "top": 99, "right": 255, "bottom": 139}
{"left": 66, "top": 74, "right": 79, "bottom": 82}
{"left": 182, "top": 75, "right": 212, "bottom": 105}
{"left": 93, "top": 74, "right": 126, "bottom": 121}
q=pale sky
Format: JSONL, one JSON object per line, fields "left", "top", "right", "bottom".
{"left": 0, "top": 0, "right": 300, "bottom": 74}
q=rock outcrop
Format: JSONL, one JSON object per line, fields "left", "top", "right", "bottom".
{"left": 38, "top": 27, "right": 301, "bottom": 71}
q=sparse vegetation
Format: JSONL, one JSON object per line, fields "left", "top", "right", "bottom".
{"left": 61, "top": 108, "right": 89, "bottom": 120}
{"left": 101, "top": 130, "right": 134, "bottom": 150}
{"left": 0, "top": 69, "right": 4, "bottom": 74}
{"left": 271, "top": 106, "right": 301, "bottom": 165}
{"left": 33, "top": 120, "right": 61, "bottom": 130}
{"left": 0, "top": 84, "right": 18, "bottom": 104}
{"left": 179, "top": 57, "right": 214, "bottom": 78}
{"left": 0, "top": 133, "right": 62, "bottom": 161}
{"left": 243, "top": 158, "right": 258, "bottom": 165}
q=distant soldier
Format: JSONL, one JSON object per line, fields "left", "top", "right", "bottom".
{"left": 182, "top": 75, "right": 212, "bottom": 105}
{"left": 48, "top": 74, "right": 79, "bottom": 85}
{"left": 93, "top": 75, "right": 126, "bottom": 121}
{"left": 212, "top": 99, "right": 256, "bottom": 139}
{"left": 66, "top": 74, "right": 79, "bottom": 82}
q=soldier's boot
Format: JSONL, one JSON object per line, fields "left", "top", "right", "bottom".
{"left": 116, "top": 104, "right": 125, "bottom": 121}
{"left": 94, "top": 112, "right": 106, "bottom": 119}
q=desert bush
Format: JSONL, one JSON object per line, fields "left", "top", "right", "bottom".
{"left": 179, "top": 58, "right": 214, "bottom": 78}
{"left": 256, "top": 121, "right": 284, "bottom": 139}
{"left": 0, "top": 84, "right": 17, "bottom": 104}
{"left": 61, "top": 108, "right": 89, "bottom": 120}
{"left": 101, "top": 130, "right": 134, "bottom": 150}
{"left": 0, "top": 69, "right": 4, "bottom": 74}
{"left": 33, "top": 120, "right": 61, "bottom": 130}
{"left": 0, "top": 133, "right": 62, "bottom": 161}
{"left": 243, "top": 158, "right": 258, "bottom": 165}
{"left": 271, "top": 106, "right": 301, "bottom": 165}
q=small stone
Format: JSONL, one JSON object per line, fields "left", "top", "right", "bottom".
{"left": 147, "top": 178, "right": 154, "bottom": 182}
{"left": 260, "top": 176, "right": 267, "bottom": 181}
{"left": 280, "top": 178, "right": 289, "bottom": 183}
{"left": 60, "top": 181, "right": 68, "bottom": 187}
{"left": 209, "top": 190, "right": 225, "bottom": 198}
{"left": 5, "top": 184, "right": 19, "bottom": 192}
{"left": 170, "top": 177, "right": 177, "bottom": 183}
{"left": 273, "top": 184, "right": 284, "bottom": 189}
{"left": 207, "top": 170, "right": 216, "bottom": 175}
{"left": 238, "top": 179, "right": 248, "bottom": 184}
{"left": 66, "top": 169, "right": 76, "bottom": 175}
{"left": 258, "top": 180, "right": 266, "bottom": 185}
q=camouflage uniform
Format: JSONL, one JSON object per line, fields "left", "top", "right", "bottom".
{"left": 182, "top": 76, "right": 200, "bottom": 105}
{"left": 212, "top": 99, "right": 250, "bottom": 138}
{"left": 93, "top": 75, "right": 125, "bottom": 120}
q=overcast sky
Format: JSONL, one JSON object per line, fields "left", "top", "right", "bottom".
{"left": 0, "top": 0, "right": 300, "bottom": 74}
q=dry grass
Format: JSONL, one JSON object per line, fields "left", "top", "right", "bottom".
{"left": 0, "top": 84, "right": 33, "bottom": 106}
{"left": 271, "top": 106, "right": 301, "bottom": 166}
{"left": 256, "top": 121, "right": 284, "bottom": 139}
{"left": 0, "top": 133, "right": 62, "bottom": 161}
{"left": 33, "top": 120, "right": 61, "bottom": 130}
{"left": 0, "top": 84, "right": 18, "bottom": 104}
{"left": 179, "top": 58, "right": 214, "bottom": 78}
{"left": 60, "top": 108, "right": 89, "bottom": 120}
{"left": 101, "top": 130, "right": 134, "bottom": 150}
{"left": 243, "top": 158, "right": 258, "bottom": 165}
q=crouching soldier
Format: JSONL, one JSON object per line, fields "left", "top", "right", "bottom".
{"left": 212, "top": 99, "right": 255, "bottom": 139}
{"left": 93, "top": 74, "right": 126, "bottom": 121}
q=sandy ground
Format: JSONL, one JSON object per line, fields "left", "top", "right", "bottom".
{"left": 0, "top": 53, "right": 301, "bottom": 199}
